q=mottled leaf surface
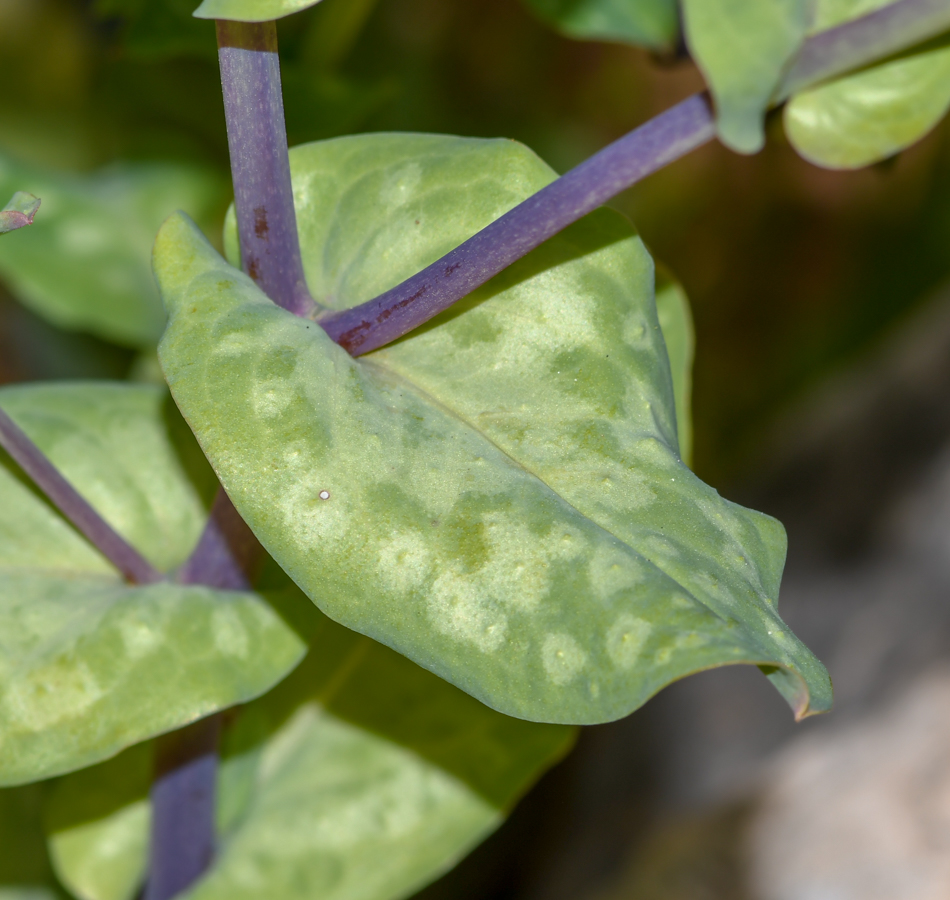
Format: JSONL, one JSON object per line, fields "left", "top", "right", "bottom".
{"left": 682, "top": 0, "right": 808, "bottom": 153}
{"left": 45, "top": 575, "right": 573, "bottom": 900}
{"left": 655, "top": 268, "right": 694, "bottom": 468}
{"left": 0, "top": 192, "right": 40, "bottom": 235}
{"left": 193, "top": 0, "right": 323, "bottom": 21}
{"left": 0, "top": 383, "right": 305, "bottom": 785}
{"left": 785, "top": 0, "right": 950, "bottom": 169}
{"left": 156, "top": 133, "right": 832, "bottom": 725}
{"left": 0, "top": 153, "right": 225, "bottom": 347}
{"left": 521, "top": 0, "right": 679, "bottom": 51}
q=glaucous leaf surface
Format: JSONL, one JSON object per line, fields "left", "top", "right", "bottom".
{"left": 0, "top": 783, "right": 67, "bottom": 900}
{"left": 654, "top": 268, "right": 694, "bottom": 468}
{"left": 0, "top": 192, "right": 40, "bottom": 235}
{"left": 0, "top": 382, "right": 305, "bottom": 785}
{"left": 682, "top": 0, "right": 808, "bottom": 153}
{"left": 193, "top": 0, "right": 323, "bottom": 22}
{"left": 156, "top": 133, "right": 832, "bottom": 725}
{"left": 785, "top": 0, "right": 950, "bottom": 169}
{"left": 0, "top": 153, "right": 225, "bottom": 347}
{"left": 45, "top": 574, "right": 573, "bottom": 900}
{"left": 521, "top": 0, "right": 679, "bottom": 51}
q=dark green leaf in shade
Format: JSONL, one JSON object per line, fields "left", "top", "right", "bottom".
{"left": 0, "top": 383, "right": 305, "bottom": 786}
{"left": 654, "top": 268, "right": 694, "bottom": 468}
{"left": 681, "top": 0, "right": 808, "bottom": 153}
{"left": 0, "top": 781, "right": 68, "bottom": 900}
{"left": 784, "top": 0, "right": 950, "bottom": 169}
{"left": 0, "top": 192, "right": 40, "bottom": 235}
{"left": 520, "top": 0, "right": 679, "bottom": 52}
{"left": 45, "top": 576, "right": 573, "bottom": 900}
{"left": 156, "top": 133, "right": 832, "bottom": 727}
{"left": 0, "top": 153, "right": 226, "bottom": 348}
{"left": 193, "top": 0, "right": 325, "bottom": 22}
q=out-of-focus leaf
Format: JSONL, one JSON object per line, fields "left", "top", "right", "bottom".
{"left": 521, "top": 0, "right": 679, "bottom": 52}
{"left": 0, "top": 153, "right": 226, "bottom": 348}
{"left": 682, "top": 0, "right": 808, "bottom": 153}
{"left": 0, "top": 782, "right": 66, "bottom": 900}
{"left": 0, "top": 382, "right": 306, "bottom": 785}
{"left": 45, "top": 576, "right": 573, "bottom": 900}
{"left": 156, "top": 133, "right": 832, "bottom": 726}
{"left": 95, "top": 0, "right": 216, "bottom": 60}
{"left": 45, "top": 743, "right": 150, "bottom": 900}
{"left": 193, "top": 0, "right": 324, "bottom": 22}
{"left": 0, "top": 192, "right": 40, "bottom": 235}
{"left": 655, "top": 268, "right": 694, "bottom": 468}
{"left": 785, "top": 0, "right": 950, "bottom": 169}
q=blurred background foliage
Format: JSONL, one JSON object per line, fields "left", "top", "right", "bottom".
{"left": 3, "top": 0, "right": 949, "bottom": 494}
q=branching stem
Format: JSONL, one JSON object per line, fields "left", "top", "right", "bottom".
{"left": 0, "top": 406, "right": 161, "bottom": 584}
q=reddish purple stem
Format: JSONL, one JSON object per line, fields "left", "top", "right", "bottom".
{"left": 0, "top": 406, "right": 161, "bottom": 585}
{"left": 217, "top": 20, "right": 316, "bottom": 317}
{"left": 319, "top": 93, "right": 717, "bottom": 355}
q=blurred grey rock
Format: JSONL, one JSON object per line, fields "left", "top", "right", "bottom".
{"left": 748, "top": 669, "right": 950, "bottom": 900}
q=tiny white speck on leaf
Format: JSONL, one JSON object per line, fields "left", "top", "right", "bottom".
{"left": 319, "top": 490, "right": 330, "bottom": 500}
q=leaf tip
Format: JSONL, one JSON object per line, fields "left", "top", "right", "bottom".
{"left": 0, "top": 191, "right": 41, "bottom": 235}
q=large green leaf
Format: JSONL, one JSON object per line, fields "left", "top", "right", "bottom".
{"left": 520, "top": 0, "right": 679, "bottom": 52}
{"left": 0, "top": 153, "right": 225, "bottom": 347}
{"left": 0, "top": 783, "right": 67, "bottom": 900}
{"left": 682, "top": 0, "right": 808, "bottom": 153}
{"left": 784, "top": 0, "right": 950, "bottom": 169}
{"left": 193, "top": 0, "right": 324, "bottom": 22}
{"left": 0, "top": 383, "right": 305, "bottom": 785}
{"left": 45, "top": 575, "right": 573, "bottom": 900}
{"left": 156, "top": 133, "right": 832, "bottom": 726}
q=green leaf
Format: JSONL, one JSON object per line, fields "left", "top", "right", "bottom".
{"left": 0, "top": 382, "right": 306, "bottom": 785}
{"left": 655, "top": 268, "right": 694, "bottom": 468}
{"left": 0, "top": 192, "right": 40, "bottom": 235}
{"left": 784, "top": 0, "right": 950, "bottom": 169}
{"left": 156, "top": 133, "right": 832, "bottom": 726}
{"left": 0, "top": 153, "right": 226, "bottom": 348}
{"left": 520, "top": 0, "right": 679, "bottom": 52}
{"left": 0, "top": 782, "right": 67, "bottom": 900}
{"left": 193, "top": 0, "right": 324, "bottom": 22}
{"left": 45, "top": 577, "right": 573, "bottom": 900}
{"left": 682, "top": 0, "right": 808, "bottom": 153}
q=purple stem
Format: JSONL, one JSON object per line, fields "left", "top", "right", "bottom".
{"left": 0, "top": 406, "right": 161, "bottom": 585}
{"left": 177, "top": 489, "right": 261, "bottom": 590}
{"left": 320, "top": 0, "right": 950, "bottom": 356}
{"left": 776, "top": 0, "right": 950, "bottom": 101}
{"left": 319, "top": 93, "right": 716, "bottom": 355}
{"left": 144, "top": 716, "right": 222, "bottom": 900}
{"left": 217, "top": 20, "right": 316, "bottom": 317}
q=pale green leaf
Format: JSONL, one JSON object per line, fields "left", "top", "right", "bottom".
{"left": 521, "top": 0, "right": 679, "bottom": 51}
{"left": 156, "top": 133, "right": 832, "bottom": 726}
{"left": 785, "top": 0, "right": 950, "bottom": 169}
{"left": 193, "top": 0, "right": 323, "bottom": 22}
{"left": 45, "top": 576, "right": 573, "bottom": 900}
{"left": 655, "top": 268, "right": 694, "bottom": 468}
{"left": 682, "top": 0, "right": 808, "bottom": 153}
{"left": 0, "top": 383, "right": 306, "bottom": 785}
{"left": 0, "top": 153, "right": 225, "bottom": 347}
{"left": 0, "top": 192, "right": 40, "bottom": 235}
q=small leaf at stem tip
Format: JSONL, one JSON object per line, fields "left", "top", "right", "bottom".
{"left": 0, "top": 192, "right": 40, "bottom": 235}
{"left": 193, "top": 0, "right": 324, "bottom": 22}
{"left": 784, "top": 0, "right": 950, "bottom": 169}
{"left": 682, "top": 0, "right": 809, "bottom": 153}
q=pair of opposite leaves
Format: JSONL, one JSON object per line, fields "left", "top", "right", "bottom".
{"left": 0, "top": 132, "right": 830, "bottom": 898}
